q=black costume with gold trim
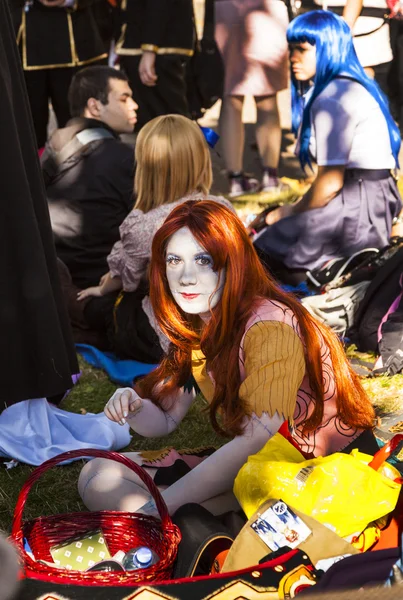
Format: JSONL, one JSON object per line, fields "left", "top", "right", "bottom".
{"left": 116, "top": 0, "right": 194, "bottom": 129}
{"left": 116, "top": 0, "right": 194, "bottom": 58}
{"left": 9, "top": 0, "right": 107, "bottom": 147}
{"left": 10, "top": 0, "right": 107, "bottom": 69}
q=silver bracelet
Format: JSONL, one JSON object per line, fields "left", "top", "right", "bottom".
{"left": 393, "top": 216, "right": 403, "bottom": 225}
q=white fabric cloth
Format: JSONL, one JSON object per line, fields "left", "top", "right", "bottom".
{"left": 0, "top": 399, "right": 131, "bottom": 465}
{"left": 352, "top": 19, "right": 392, "bottom": 67}
{"left": 309, "top": 78, "right": 395, "bottom": 169}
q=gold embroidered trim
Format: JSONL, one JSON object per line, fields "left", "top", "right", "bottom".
{"left": 16, "top": 21, "right": 23, "bottom": 47}
{"left": 117, "top": 46, "right": 194, "bottom": 57}
{"left": 114, "top": 23, "right": 127, "bottom": 54}
{"left": 115, "top": 23, "right": 193, "bottom": 57}
{"left": 22, "top": 11, "right": 28, "bottom": 69}
{"left": 115, "top": 48, "right": 143, "bottom": 56}
{"left": 141, "top": 43, "right": 159, "bottom": 53}
{"left": 67, "top": 12, "right": 77, "bottom": 63}
{"left": 115, "top": 45, "right": 194, "bottom": 56}
{"left": 155, "top": 46, "right": 193, "bottom": 56}
{"left": 22, "top": 53, "right": 108, "bottom": 71}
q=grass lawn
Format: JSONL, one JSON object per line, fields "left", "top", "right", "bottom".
{"left": 1, "top": 351, "right": 402, "bottom": 535}
{"left": 0, "top": 358, "right": 225, "bottom": 534}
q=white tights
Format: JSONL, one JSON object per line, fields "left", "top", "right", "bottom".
{"left": 78, "top": 452, "right": 240, "bottom": 516}
{"left": 78, "top": 412, "right": 283, "bottom": 517}
{"left": 219, "top": 94, "right": 282, "bottom": 173}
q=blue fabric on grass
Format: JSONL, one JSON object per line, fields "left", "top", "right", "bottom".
{"left": 76, "top": 344, "right": 157, "bottom": 386}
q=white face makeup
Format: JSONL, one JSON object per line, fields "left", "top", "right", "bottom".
{"left": 165, "top": 227, "right": 225, "bottom": 320}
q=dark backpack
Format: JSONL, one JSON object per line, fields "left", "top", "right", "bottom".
{"left": 348, "top": 241, "right": 403, "bottom": 375}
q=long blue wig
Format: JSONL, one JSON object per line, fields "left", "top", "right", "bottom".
{"left": 287, "top": 10, "right": 400, "bottom": 170}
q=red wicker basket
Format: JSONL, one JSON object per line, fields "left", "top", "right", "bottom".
{"left": 10, "top": 449, "right": 181, "bottom": 586}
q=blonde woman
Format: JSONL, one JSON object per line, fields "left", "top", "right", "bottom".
{"left": 77, "top": 114, "right": 234, "bottom": 362}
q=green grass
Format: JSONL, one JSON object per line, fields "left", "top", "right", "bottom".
{"left": 345, "top": 346, "right": 403, "bottom": 417}
{"left": 0, "top": 358, "right": 224, "bottom": 534}
{"left": 1, "top": 351, "right": 403, "bottom": 535}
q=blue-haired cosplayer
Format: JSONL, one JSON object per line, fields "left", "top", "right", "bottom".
{"left": 254, "top": 10, "right": 403, "bottom": 286}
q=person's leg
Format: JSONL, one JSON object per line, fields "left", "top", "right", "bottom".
{"left": 78, "top": 452, "right": 162, "bottom": 512}
{"left": 255, "top": 94, "right": 282, "bottom": 190}
{"left": 201, "top": 491, "right": 241, "bottom": 515}
{"left": 23, "top": 69, "right": 49, "bottom": 148}
{"left": 78, "top": 452, "right": 240, "bottom": 515}
{"left": 219, "top": 94, "right": 244, "bottom": 174}
{"left": 219, "top": 94, "right": 259, "bottom": 196}
{"left": 120, "top": 56, "right": 153, "bottom": 129}
{"left": 156, "top": 55, "right": 189, "bottom": 118}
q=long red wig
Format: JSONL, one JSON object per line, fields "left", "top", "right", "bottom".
{"left": 140, "top": 200, "right": 375, "bottom": 437}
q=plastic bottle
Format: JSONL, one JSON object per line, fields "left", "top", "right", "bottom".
{"left": 122, "top": 546, "right": 159, "bottom": 571}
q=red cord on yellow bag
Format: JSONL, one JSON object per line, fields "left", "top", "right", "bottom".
{"left": 368, "top": 434, "right": 403, "bottom": 483}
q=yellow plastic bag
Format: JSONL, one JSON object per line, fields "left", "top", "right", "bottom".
{"left": 234, "top": 433, "right": 401, "bottom": 539}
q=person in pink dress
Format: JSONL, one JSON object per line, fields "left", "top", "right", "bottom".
{"left": 215, "top": 0, "right": 289, "bottom": 196}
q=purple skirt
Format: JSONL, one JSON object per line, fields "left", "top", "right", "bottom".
{"left": 255, "top": 169, "right": 402, "bottom": 271}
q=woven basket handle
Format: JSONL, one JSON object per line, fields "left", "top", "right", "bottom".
{"left": 11, "top": 449, "right": 172, "bottom": 543}
{"left": 368, "top": 434, "right": 403, "bottom": 474}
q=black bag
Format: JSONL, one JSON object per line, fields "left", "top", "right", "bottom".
{"left": 306, "top": 248, "right": 381, "bottom": 292}
{"left": 348, "top": 241, "right": 403, "bottom": 363}
{"left": 171, "top": 503, "right": 236, "bottom": 578}
{"left": 305, "top": 547, "right": 400, "bottom": 594}
{"left": 186, "top": 0, "right": 224, "bottom": 119}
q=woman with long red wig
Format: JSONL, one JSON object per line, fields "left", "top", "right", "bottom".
{"left": 78, "top": 200, "right": 376, "bottom": 517}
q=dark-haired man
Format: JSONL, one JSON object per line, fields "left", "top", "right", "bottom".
{"left": 42, "top": 65, "right": 138, "bottom": 290}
